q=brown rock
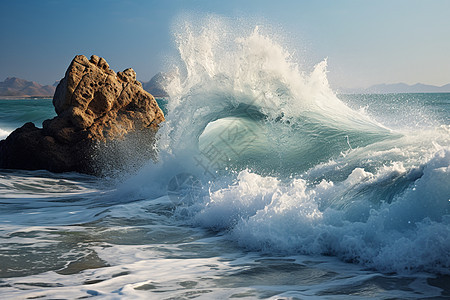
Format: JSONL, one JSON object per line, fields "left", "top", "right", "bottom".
{"left": 0, "top": 55, "right": 165, "bottom": 175}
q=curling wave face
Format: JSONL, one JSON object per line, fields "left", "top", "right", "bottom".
{"left": 119, "top": 16, "right": 449, "bottom": 274}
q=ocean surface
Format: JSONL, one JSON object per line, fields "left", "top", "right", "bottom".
{"left": 1, "top": 19, "right": 449, "bottom": 299}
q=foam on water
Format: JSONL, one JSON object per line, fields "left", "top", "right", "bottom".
{"left": 0, "top": 170, "right": 109, "bottom": 226}
{"left": 116, "top": 16, "right": 450, "bottom": 275}
{"left": 194, "top": 147, "right": 449, "bottom": 274}
{"left": 120, "top": 16, "right": 392, "bottom": 192}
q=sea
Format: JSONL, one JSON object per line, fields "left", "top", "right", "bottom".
{"left": 0, "top": 19, "right": 449, "bottom": 299}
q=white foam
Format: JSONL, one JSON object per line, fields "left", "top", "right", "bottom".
{"left": 115, "top": 16, "right": 450, "bottom": 275}
{"left": 0, "top": 128, "right": 11, "bottom": 140}
{"left": 194, "top": 148, "right": 450, "bottom": 274}
{"left": 119, "top": 15, "right": 390, "bottom": 195}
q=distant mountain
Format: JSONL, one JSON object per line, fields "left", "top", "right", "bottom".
{"left": 341, "top": 82, "right": 450, "bottom": 94}
{"left": 142, "top": 72, "right": 175, "bottom": 97}
{"left": 0, "top": 77, "right": 55, "bottom": 97}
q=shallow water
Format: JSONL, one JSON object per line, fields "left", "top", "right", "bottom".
{"left": 0, "top": 171, "right": 448, "bottom": 299}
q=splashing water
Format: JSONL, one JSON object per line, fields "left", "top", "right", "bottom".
{"left": 1, "top": 15, "right": 449, "bottom": 300}
{"left": 118, "top": 16, "right": 449, "bottom": 275}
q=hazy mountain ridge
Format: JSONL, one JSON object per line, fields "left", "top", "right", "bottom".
{"left": 0, "top": 77, "right": 56, "bottom": 97}
{"left": 340, "top": 82, "right": 450, "bottom": 94}
{"left": 0, "top": 73, "right": 172, "bottom": 98}
{"left": 4, "top": 75, "right": 449, "bottom": 97}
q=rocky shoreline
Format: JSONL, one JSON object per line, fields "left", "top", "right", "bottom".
{"left": 0, "top": 55, "right": 165, "bottom": 175}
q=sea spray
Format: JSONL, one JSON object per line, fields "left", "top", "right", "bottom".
{"left": 148, "top": 17, "right": 391, "bottom": 177}
{"left": 118, "top": 16, "right": 449, "bottom": 274}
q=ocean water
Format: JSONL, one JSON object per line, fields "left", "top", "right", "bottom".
{"left": 0, "top": 98, "right": 55, "bottom": 140}
{"left": 1, "top": 18, "right": 449, "bottom": 299}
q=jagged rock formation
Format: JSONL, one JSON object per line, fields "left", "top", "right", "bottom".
{"left": 0, "top": 55, "right": 165, "bottom": 174}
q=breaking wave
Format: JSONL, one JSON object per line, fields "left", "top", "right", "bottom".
{"left": 119, "top": 16, "right": 450, "bottom": 274}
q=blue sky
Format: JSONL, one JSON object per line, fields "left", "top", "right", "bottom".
{"left": 0, "top": 0, "right": 449, "bottom": 89}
